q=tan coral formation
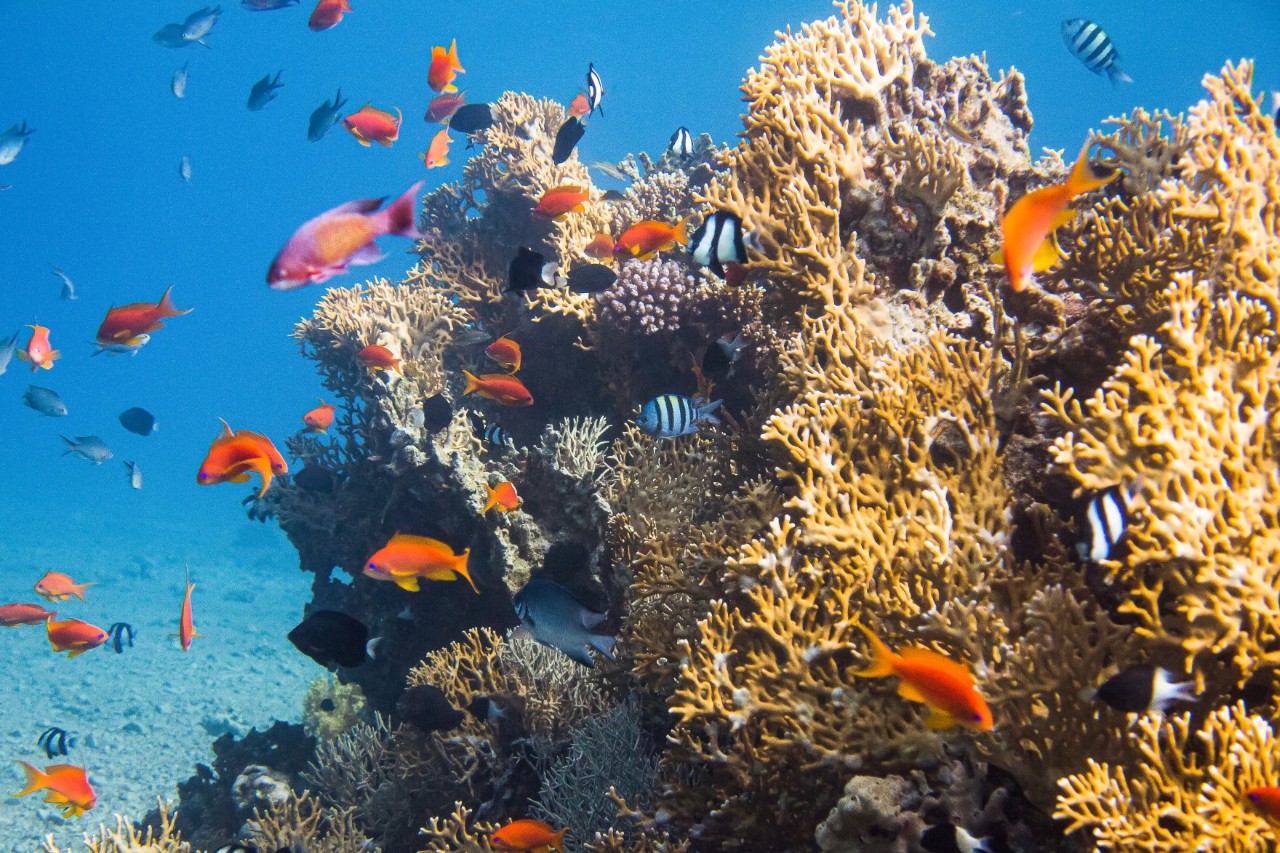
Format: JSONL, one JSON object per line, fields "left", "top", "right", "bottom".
{"left": 41, "top": 801, "right": 189, "bottom": 853}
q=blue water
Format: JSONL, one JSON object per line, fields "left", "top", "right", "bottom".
{"left": 0, "top": 0, "right": 1271, "bottom": 843}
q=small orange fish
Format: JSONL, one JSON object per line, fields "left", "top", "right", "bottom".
{"left": 428, "top": 38, "right": 465, "bottom": 93}
{"left": 308, "top": 0, "right": 351, "bottom": 31}
{"left": 303, "top": 399, "right": 336, "bottom": 433}
{"left": 343, "top": 103, "right": 402, "bottom": 147}
{"left": 95, "top": 285, "right": 192, "bottom": 344}
{"left": 995, "top": 143, "right": 1115, "bottom": 292}
{"left": 484, "top": 336, "right": 521, "bottom": 372}
{"left": 363, "top": 533, "right": 477, "bottom": 593}
{"left": 567, "top": 93, "right": 590, "bottom": 120}
{"left": 16, "top": 324, "right": 59, "bottom": 371}
{"left": 1246, "top": 787, "right": 1280, "bottom": 820}
{"left": 46, "top": 617, "right": 109, "bottom": 658}
{"left": 421, "top": 126, "right": 452, "bottom": 169}
{"left": 491, "top": 818, "right": 567, "bottom": 852}
{"left": 462, "top": 370, "right": 534, "bottom": 407}
{"left": 197, "top": 420, "right": 280, "bottom": 497}
{"left": 534, "top": 185, "right": 589, "bottom": 219}
{"left": 855, "top": 627, "right": 992, "bottom": 731}
{"left": 34, "top": 571, "right": 94, "bottom": 603}
{"left": 358, "top": 344, "right": 400, "bottom": 373}
{"left": 426, "top": 91, "right": 465, "bottom": 124}
{"left": 0, "top": 603, "right": 57, "bottom": 627}
{"left": 614, "top": 217, "right": 691, "bottom": 260}
{"left": 12, "top": 762, "right": 96, "bottom": 818}
{"left": 583, "top": 232, "right": 614, "bottom": 260}
{"left": 482, "top": 481, "right": 519, "bottom": 513}
{"left": 177, "top": 568, "right": 198, "bottom": 651}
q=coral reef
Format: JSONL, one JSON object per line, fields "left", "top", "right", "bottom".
{"left": 41, "top": 801, "right": 189, "bottom": 853}
{"left": 245, "top": 790, "right": 379, "bottom": 853}
{"left": 302, "top": 674, "right": 367, "bottom": 740}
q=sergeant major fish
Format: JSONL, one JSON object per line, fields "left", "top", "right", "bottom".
{"left": 1061, "top": 19, "right": 1133, "bottom": 86}
{"left": 637, "top": 394, "right": 721, "bottom": 439}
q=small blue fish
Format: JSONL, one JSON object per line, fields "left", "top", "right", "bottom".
{"left": 0, "top": 122, "right": 35, "bottom": 166}
{"left": 125, "top": 461, "right": 143, "bottom": 490}
{"left": 61, "top": 435, "right": 113, "bottom": 464}
{"left": 182, "top": 6, "right": 222, "bottom": 45}
{"left": 637, "top": 394, "right": 721, "bottom": 439}
{"left": 0, "top": 330, "right": 19, "bottom": 375}
{"left": 241, "top": 0, "right": 299, "bottom": 8}
{"left": 308, "top": 89, "right": 348, "bottom": 142}
{"left": 248, "top": 71, "right": 284, "bottom": 111}
{"left": 513, "top": 578, "right": 615, "bottom": 667}
{"left": 153, "top": 23, "right": 189, "bottom": 48}
{"left": 52, "top": 266, "right": 77, "bottom": 301}
{"left": 93, "top": 333, "right": 151, "bottom": 357}
{"left": 23, "top": 385, "right": 67, "bottom": 417}
{"left": 1061, "top": 19, "right": 1132, "bottom": 86}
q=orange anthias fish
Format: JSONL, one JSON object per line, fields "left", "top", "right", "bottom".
{"left": 177, "top": 568, "right": 198, "bottom": 651}
{"left": 534, "top": 185, "right": 589, "bottom": 219}
{"left": 583, "top": 233, "right": 614, "bottom": 260}
{"left": 197, "top": 420, "right": 280, "bottom": 497}
{"left": 308, "top": 0, "right": 351, "bottom": 31}
{"left": 484, "top": 336, "right": 521, "bottom": 372}
{"left": 854, "top": 627, "right": 993, "bottom": 731}
{"left": 46, "top": 617, "right": 109, "bottom": 658}
{"left": 1246, "top": 787, "right": 1280, "bottom": 820}
{"left": 421, "top": 126, "right": 452, "bottom": 169}
{"left": 491, "top": 818, "right": 567, "bottom": 852}
{"left": 428, "top": 38, "right": 464, "bottom": 93}
{"left": 614, "top": 217, "right": 692, "bottom": 260}
{"left": 363, "top": 533, "right": 478, "bottom": 593}
{"left": 12, "top": 762, "right": 96, "bottom": 818}
{"left": 16, "top": 325, "right": 59, "bottom": 371}
{"left": 0, "top": 603, "right": 57, "bottom": 627}
{"left": 358, "top": 344, "right": 400, "bottom": 373}
{"left": 995, "top": 143, "right": 1116, "bottom": 292}
{"left": 567, "top": 93, "right": 590, "bottom": 120}
{"left": 482, "top": 481, "right": 520, "bottom": 513}
{"left": 35, "top": 571, "right": 94, "bottom": 602}
{"left": 462, "top": 371, "right": 534, "bottom": 407}
{"left": 95, "top": 285, "right": 192, "bottom": 345}
{"left": 342, "top": 103, "right": 402, "bottom": 147}
{"left": 425, "top": 91, "right": 465, "bottom": 124}
{"left": 303, "top": 400, "right": 336, "bottom": 433}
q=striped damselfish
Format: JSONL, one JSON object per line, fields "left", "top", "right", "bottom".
{"left": 1061, "top": 19, "right": 1133, "bottom": 86}
{"left": 637, "top": 394, "right": 722, "bottom": 439}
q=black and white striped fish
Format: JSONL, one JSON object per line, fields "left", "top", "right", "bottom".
{"left": 106, "top": 622, "right": 136, "bottom": 654}
{"left": 689, "top": 210, "right": 757, "bottom": 278}
{"left": 668, "top": 126, "right": 693, "bottom": 158}
{"left": 37, "top": 727, "right": 74, "bottom": 759}
{"left": 637, "top": 394, "right": 722, "bottom": 439}
{"left": 1090, "top": 664, "right": 1196, "bottom": 715}
{"left": 585, "top": 63, "right": 604, "bottom": 116}
{"left": 484, "top": 423, "right": 509, "bottom": 448}
{"left": 1077, "top": 484, "right": 1132, "bottom": 562}
{"left": 1060, "top": 19, "right": 1132, "bottom": 86}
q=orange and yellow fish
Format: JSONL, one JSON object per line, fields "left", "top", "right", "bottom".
{"left": 358, "top": 344, "right": 400, "bottom": 373}
{"left": 46, "top": 617, "right": 109, "bottom": 658}
{"left": 303, "top": 400, "right": 336, "bottom": 433}
{"left": 363, "top": 533, "right": 478, "bottom": 593}
{"left": 614, "top": 217, "right": 691, "bottom": 260}
{"left": 12, "top": 762, "right": 96, "bottom": 818}
{"left": 583, "top": 232, "right": 614, "bottom": 260}
{"left": 534, "top": 185, "right": 589, "bottom": 219}
{"left": 16, "top": 324, "right": 59, "bottom": 371}
{"left": 421, "top": 126, "right": 452, "bottom": 169}
{"left": 484, "top": 336, "right": 521, "bottom": 372}
{"left": 35, "top": 571, "right": 94, "bottom": 602}
{"left": 0, "top": 603, "right": 56, "bottom": 627}
{"left": 95, "top": 285, "right": 191, "bottom": 345}
{"left": 462, "top": 371, "right": 533, "bottom": 407}
{"left": 482, "top": 481, "right": 520, "bottom": 513}
{"left": 177, "top": 568, "right": 198, "bottom": 651}
{"left": 428, "top": 38, "right": 464, "bottom": 93}
{"left": 995, "top": 143, "right": 1115, "bottom": 292}
{"left": 342, "top": 103, "right": 402, "bottom": 147}
{"left": 308, "top": 0, "right": 351, "bottom": 31}
{"left": 197, "top": 420, "right": 284, "bottom": 498}
{"left": 854, "top": 626, "right": 993, "bottom": 731}
{"left": 490, "top": 818, "right": 567, "bottom": 852}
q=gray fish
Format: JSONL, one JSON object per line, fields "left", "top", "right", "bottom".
{"left": 182, "top": 6, "right": 222, "bottom": 45}
{"left": 242, "top": 0, "right": 300, "bottom": 8}
{"left": 23, "top": 385, "right": 67, "bottom": 417}
{"left": 61, "top": 435, "right": 112, "bottom": 464}
{"left": 247, "top": 71, "right": 284, "bottom": 111}
{"left": 179, "top": 156, "right": 192, "bottom": 182}
{"left": 588, "top": 160, "right": 627, "bottom": 181}
{"left": 172, "top": 62, "right": 190, "bottom": 98}
{"left": 153, "top": 23, "right": 191, "bottom": 48}
{"left": 124, "top": 461, "right": 143, "bottom": 490}
{"left": 0, "top": 330, "right": 19, "bottom": 375}
{"left": 308, "top": 89, "right": 347, "bottom": 142}
{"left": 0, "top": 122, "right": 35, "bottom": 166}
{"left": 513, "top": 578, "right": 615, "bottom": 667}
{"left": 52, "top": 266, "right": 77, "bottom": 301}
{"left": 451, "top": 328, "right": 493, "bottom": 348}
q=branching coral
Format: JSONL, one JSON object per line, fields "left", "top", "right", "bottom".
{"left": 42, "top": 801, "right": 189, "bottom": 853}
{"left": 246, "top": 791, "right": 379, "bottom": 853}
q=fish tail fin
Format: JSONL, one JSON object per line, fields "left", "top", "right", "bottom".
{"left": 258, "top": 470, "right": 273, "bottom": 498}
{"left": 448, "top": 38, "right": 464, "bottom": 72}
{"left": 462, "top": 370, "right": 480, "bottom": 396}
{"left": 157, "top": 284, "right": 193, "bottom": 317}
{"left": 481, "top": 486, "right": 498, "bottom": 514}
{"left": 695, "top": 397, "right": 723, "bottom": 425}
{"left": 15, "top": 349, "right": 29, "bottom": 362}
{"left": 551, "top": 827, "right": 568, "bottom": 852}
{"left": 673, "top": 214, "right": 692, "bottom": 246}
{"left": 378, "top": 180, "right": 424, "bottom": 239}
{"left": 72, "top": 583, "right": 94, "bottom": 601}
{"left": 455, "top": 550, "right": 478, "bottom": 594}
{"left": 12, "top": 761, "right": 46, "bottom": 798}
{"left": 1065, "top": 144, "right": 1117, "bottom": 196}
{"left": 588, "top": 632, "right": 617, "bottom": 661}
{"left": 1108, "top": 65, "right": 1134, "bottom": 86}
{"left": 854, "top": 626, "right": 898, "bottom": 678}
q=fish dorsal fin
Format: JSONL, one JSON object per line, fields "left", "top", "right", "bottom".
{"left": 390, "top": 533, "right": 445, "bottom": 549}
{"left": 217, "top": 418, "right": 234, "bottom": 439}
{"left": 321, "top": 197, "right": 386, "bottom": 218}
{"left": 897, "top": 645, "right": 974, "bottom": 684}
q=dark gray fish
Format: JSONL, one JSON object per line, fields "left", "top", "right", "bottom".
{"left": 1092, "top": 664, "right": 1196, "bottom": 714}
{"left": 153, "top": 23, "right": 192, "bottom": 48}
{"left": 451, "top": 328, "right": 493, "bottom": 348}
{"left": 507, "top": 246, "right": 547, "bottom": 293}
{"left": 1061, "top": 19, "right": 1132, "bottom": 85}
{"left": 703, "top": 332, "right": 746, "bottom": 379}
{"left": 0, "top": 330, "right": 19, "bottom": 375}
{"left": 308, "top": 89, "right": 347, "bottom": 141}
{"left": 52, "top": 266, "right": 78, "bottom": 301}
{"left": 422, "top": 393, "right": 452, "bottom": 433}
{"left": 247, "top": 71, "right": 284, "bottom": 111}
{"left": 118, "top": 407, "right": 157, "bottom": 436}
{"left": 61, "top": 435, "right": 113, "bottom": 464}
{"left": 182, "top": 6, "right": 222, "bottom": 45}
{"left": 919, "top": 824, "right": 991, "bottom": 853}
{"left": 0, "top": 122, "right": 34, "bottom": 166}
{"left": 397, "top": 684, "right": 464, "bottom": 733}
{"left": 292, "top": 464, "right": 336, "bottom": 493}
{"left": 241, "top": 0, "right": 299, "bottom": 8}
{"left": 585, "top": 62, "right": 604, "bottom": 116}
{"left": 448, "top": 103, "right": 492, "bottom": 134}
{"left": 600, "top": 188, "right": 626, "bottom": 202}
{"left": 288, "top": 610, "right": 375, "bottom": 669}
{"left": 23, "top": 385, "right": 67, "bottom": 417}
{"left": 125, "top": 461, "right": 143, "bottom": 490}
{"left": 513, "top": 578, "right": 615, "bottom": 667}
{"left": 552, "top": 117, "right": 585, "bottom": 165}
{"left": 668, "top": 126, "right": 693, "bottom": 158}
{"left": 37, "top": 727, "right": 74, "bottom": 759}
{"left": 106, "top": 622, "right": 136, "bottom": 654}
{"left": 566, "top": 263, "right": 617, "bottom": 294}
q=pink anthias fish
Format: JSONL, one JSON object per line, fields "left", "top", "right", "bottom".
{"left": 267, "top": 181, "right": 424, "bottom": 289}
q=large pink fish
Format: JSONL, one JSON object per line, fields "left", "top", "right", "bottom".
{"left": 267, "top": 182, "right": 424, "bottom": 289}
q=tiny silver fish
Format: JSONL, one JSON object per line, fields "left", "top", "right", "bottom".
{"left": 588, "top": 160, "right": 627, "bottom": 181}
{"left": 172, "top": 62, "right": 190, "bottom": 98}
{"left": 179, "top": 156, "right": 192, "bottom": 182}
{"left": 125, "top": 461, "right": 143, "bottom": 490}
{"left": 61, "top": 435, "right": 112, "bottom": 464}
{"left": 0, "top": 330, "right": 19, "bottom": 375}
{"left": 52, "top": 266, "right": 77, "bottom": 301}
{"left": 0, "top": 122, "right": 35, "bottom": 166}
{"left": 247, "top": 70, "right": 284, "bottom": 111}
{"left": 23, "top": 385, "right": 67, "bottom": 417}
{"left": 153, "top": 23, "right": 189, "bottom": 48}
{"left": 513, "top": 578, "right": 615, "bottom": 667}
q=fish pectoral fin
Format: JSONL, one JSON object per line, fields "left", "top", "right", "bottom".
{"left": 64, "top": 649, "right": 84, "bottom": 659}
{"left": 1030, "top": 237, "right": 1063, "bottom": 273}
{"left": 924, "top": 708, "right": 958, "bottom": 731}
{"left": 394, "top": 576, "right": 421, "bottom": 592}
{"left": 228, "top": 473, "right": 251, "bottom": 483}
{"left": 14, "top": 349, "right": 29, "bottom": 361}
{"left": 895, "top": 680, "right": 927, "bottom": 704}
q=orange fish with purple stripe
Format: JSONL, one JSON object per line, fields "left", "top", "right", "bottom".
{"left": 534, "top": 185, "right": 589, "bottom": 219}
{"left": 614, "top": 217, "right": 691, "bottom": 260}
{"left": 303, "top": 400, "right": 335, "bottom": 433}
{"left": 95, "top": 286, "right": 191, "bottom": 345}
{"left": 342, "top": 103, "right": 402, "bottom": 147}
{"left": 482, "top": 481, "right": 519, "bottom": 513}
{"left": 358, "top": 344, "right": 400, "bottom": 373}
{"left": 197, "top": 420, "right": 281, "bottom": 497}
{"left": 428, "top": 39, "right": 464, "bottom": 93}
{"left": 46, "top": 617, "right": 109, "bottom": 658}
{"left": 176, "top": 567, "right": 199, "bottom": 651}
{"left": 0, "top": 603, "right": 56, "bottom": 627}
{"left": 363, "top": 533, "right": 477, "bottom": 593}
{"left": 35, "top": 571, "right": 94, "bottom": 602}
{"left": 491, "top": 818, "right": 567, "bottom": 851}
{"left": 484, "top": 336, "right": 521, "bottom": 372}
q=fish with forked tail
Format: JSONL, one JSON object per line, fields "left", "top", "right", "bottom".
{"left": 513, "top": 578, "right": 615, "bottom": 667}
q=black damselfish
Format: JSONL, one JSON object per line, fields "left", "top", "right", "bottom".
{"left": 552, "top": 117, "right": 585, "bottom": 165}
{"left": 448, "top": 103, "right": 493, "bottom": 134}
{"left": 287, "top": 610, "right": 375, "bottom": 669}
{"left": 689, "top": 210, "right": 754, "bottom": 278}
{"left": 566, "top": 264, "right": 617, "bottom": 294}
{"left": 292, "top": 464, "right": 336, "bottom": 493}
{"left": 397, "top": 684, "right": 464, "bottom": 733}
{"left": 1093, "top": 664, "right": 1196, "bottom": 714}
{"left": 507, "top": 246, "right": 547, "bottom": 293}
{"left": 106, "top": 622, "right": 136, "bottom": 654}
{"left": 421, "top": 393, "right": 453, "bottom": 434}
{"left": 118, "top": 407, "right": 157, "bottom": 436}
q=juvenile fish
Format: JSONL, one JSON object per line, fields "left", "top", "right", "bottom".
{"left": 172, "top": 62, "right": 190, "bottom": 98}
{"left": 0, "top": 121, "right": 35, "bottom": 166}
{"left": 52, "top": 266, "right": 77, "bottom": 301}
{"left": 1061, "top": 18, "right": 1132, "bottom": 86}
{"left": 308, "top": 89, "right": 347, "bottom": 142}
{"left": 125, "top": 461, "right": 143, "bottom": 490}
{"left": 668, "top": 126, "right": 693, "bottom": 158}
{"left": 242, "top": 0, "right": 299, "bottom": 8}
{"left": 61, "top": 435, "right": 113, "bottom": 464}
{"left": 23, "top": 385, "right": 67, "bottom": 417}
{"left": 36, "top": 727, "right": 74, "bottom": 759}
{"left": 182, "top": 6, "right": 222, "bottom": 46}
{"left": 179, "top": 156, "right": 193, "bottom": 182}
{"left": 247, "top": 70, "right": 284, "bottom": 111}
{"left": 105, "top": 622, "right": 136, "bottom": 654}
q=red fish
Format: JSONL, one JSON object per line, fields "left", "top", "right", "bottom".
{"left": 177, "top": 568, "right": 198, "bottom": 651}
{"left": 567, "top": 93, "right": 590, "bottom": 120}
{"left": 363, "top": 533, "right": 477, "bottom": 593}
{"left": 46, "top": 617, "right": 109, "bottom": 658}
{"left": 534, "top": 185, "right": 589, "bottom": 219}
{"left": 1246, "top": 787, "right": 1280, "bottom": 820}
{"left": 482, "top": 481, "right": 519, "bottom": 513}
{"left": 583, "top": 233, "right": 614, "bottom": 260}
{"left": 358, "top": 344, "right": 400, "bottom": 373}
{"left": 426, "top": 91, "right": 465, "bottom": 124}
{"left": 995, "top": 144, "right": 1115, "bottom": 292}
{"left": 615, "top": 217, "right": 691, "bottom": 260}
{"left": 35, "top": 571, "right": 94, "bottom": 602}
{"left": 342, "top": 103, "right": 402, "bottom": 147}
{"left": 0, "top": 603, "right": 57, "bottom": 627}
{"left": 484, "top": 336, "right": 521, "bottom": 372}
{"left": 197, "top": 420, "right": 279, "bottom": 497}
{"left": 95, "top": 286, "right": 192, "bottom": 345}
{"left": 855, "top": 626, "right": 993, "bottom": 731}
{"left": 421, "top": 126, "right": 451, "bottom": 169}
{"left": 12, "top": 762, "right": 96, "bottom": 818}
{"left": 308, "top": 0, "right": 350, "bottom": 31}
{"left": 267, "top": 181, "right": 423, "bottom": 289}
{"left": 491, "top": 818, "right": 567, "bottom": 852}
{"left": 462, "top": 371, "right": 533, "bottom": 407}
{"left": 303, "top": 400, "right": 336, "bottom": 433}
{"left": 16, "top": 324, "right": 59, "bottom": 371}
{"left": 428, "top": 39, "right": 464, "bottom": 93}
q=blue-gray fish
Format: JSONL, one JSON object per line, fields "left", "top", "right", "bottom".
{"left": 182, "top": 6, "right": 222, "bottom": 45}
{"left": 172, "top": 62, "right": 190, "bottom": 98}
{"left": 23, "top": 385, "right": 67, "bottom": 417}
{"left": 248, "top": 71, "right": 284, "bottom": 111}
{"left": 153, "top": 23, "right": 189, "bottom": 48}
{"left": 125, "top": 461, "right": 143, "bottom": 490}
{"left": 1061, "top": 19, "right": 1132, "bottom": 86}
{"left": 513, "top": 578, "right": 615, "bottom": 667}
{"left": 61, "top": 435, "right": 112, "bottom": 464}
{"left": 637, "top": 394, "right": 721, "bottom": 439}
{"left": 0, "top": 330, "right": 19, "bottom": 375}
{"left": 308, "top": 89, "right": 347, "bottom": 142}
{"left": 52, "top": 266, "right": 77, "bottom": 301}
{"left": 242, "top": 0, "right": 300, "bottom": 9}
{"left": 0, "top": 122, "right": 35, "bottom": 166}
{"left": 179, "top": 156, "right": 192, "bottom": 182}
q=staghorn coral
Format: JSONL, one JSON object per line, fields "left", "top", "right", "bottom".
{"left": 535, "top": 416, "right": 613, "bottom": 483}
{"left": 42, "top": 801, "right": 189, "bottom": 853}
{"left": 246, "top": 790, "right": 379, "bottom": 853}
{"left": 302, "top": 675, "right": 367, "bottom": 740}
{"left": 419, "top": 802, "right": 501, "bottom": 853}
